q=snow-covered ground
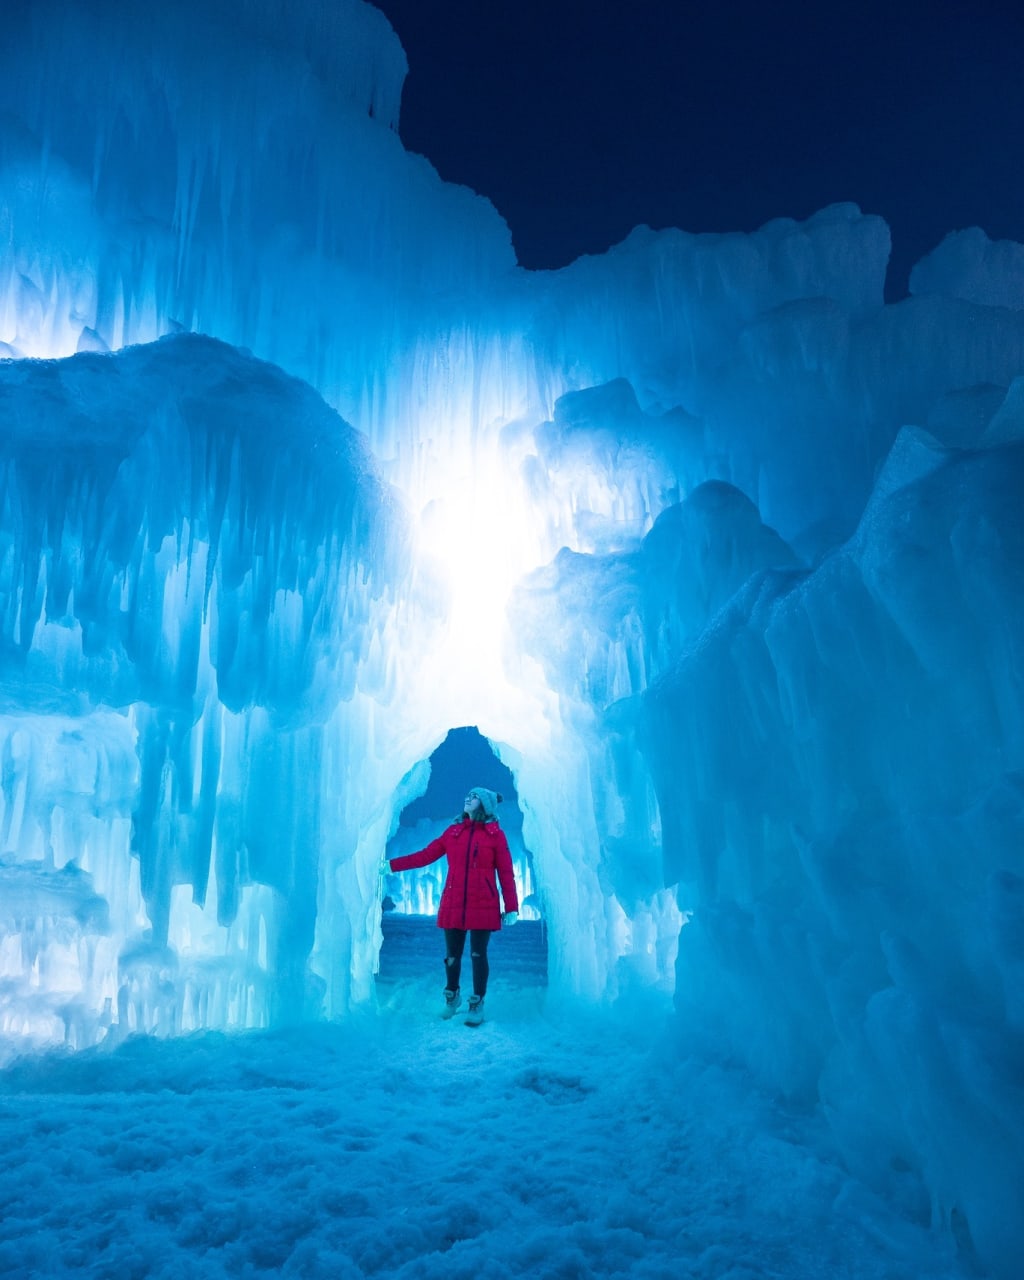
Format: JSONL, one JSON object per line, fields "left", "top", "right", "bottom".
{"left": 0, "top": 919, "right": 966, "bottom": 1279}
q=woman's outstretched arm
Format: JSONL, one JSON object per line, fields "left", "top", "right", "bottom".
{"left": 388, "top": 830, "right": 450, "bottom": 873}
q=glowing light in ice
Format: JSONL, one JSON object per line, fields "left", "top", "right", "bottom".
{"left": 420, "top": 468, "right": 539, "bottom": 670}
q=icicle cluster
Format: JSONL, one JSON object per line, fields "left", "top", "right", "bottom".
{"left": 0, "top": 333, "right": 417, "bottom": 1045}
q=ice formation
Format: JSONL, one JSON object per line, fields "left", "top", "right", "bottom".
{"left": 0, "top": 334, "right": 426, "bottom": 1039}
{"left": 1, "top": 1, "right": 1023, "bottom": 1274}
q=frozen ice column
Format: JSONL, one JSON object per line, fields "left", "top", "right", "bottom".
{"left": 0, "top": 334, "right": 415, "bottom": 1051}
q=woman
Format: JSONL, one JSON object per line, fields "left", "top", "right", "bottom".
{"left": 385, "top": 786, "right": 519, "bottom": 1025}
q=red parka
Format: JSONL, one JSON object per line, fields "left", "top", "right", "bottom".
{"left": 390, "top": 816, "right": 519, "bottom": 930}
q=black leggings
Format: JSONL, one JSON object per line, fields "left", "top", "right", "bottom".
{"left": 443, "top": 928, "right": 491, "bottom": 997}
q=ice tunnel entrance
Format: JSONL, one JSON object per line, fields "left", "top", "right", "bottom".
{"left": 376, "top": 727, "right": 548, "bottom": 996}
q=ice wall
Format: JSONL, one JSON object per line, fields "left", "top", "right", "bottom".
{"left": 510, "top": 366, "right": 1024, "bottom": 1279}
{"left": 6, "top": 0, "right": 1022, "bottom": 561}
{"left": 0, "top": 0, "right": 954, "bottom": 550}
{"left": 0, "top": 333, "right": 424, "bottom": 1051}
{"left": 0, "top": 0, "right": 515, "bottom": 396}
{"left": 645, "top": 429, "right": 1024, "bottom": 1278}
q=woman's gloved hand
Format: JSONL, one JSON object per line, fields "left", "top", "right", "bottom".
{"left": 501, "top": 911, "right": 519, "bottom": 926}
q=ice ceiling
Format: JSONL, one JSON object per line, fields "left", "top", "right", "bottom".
{"left": 2, "top": 3, "right": 1024, "bottom": 1271}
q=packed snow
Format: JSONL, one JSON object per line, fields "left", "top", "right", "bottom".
{"left": 0, "top": 921, "right": 967, "bottom": 1280}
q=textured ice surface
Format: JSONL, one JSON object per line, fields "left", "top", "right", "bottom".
{"left": 0, "top": 334, "right": 422, "bottom": 1042}
{"left": 910, "top": 227, "right": 1024, "bottom": 310}
{"left": 510, "top": 421, "right": 1024, "bottom": 1277}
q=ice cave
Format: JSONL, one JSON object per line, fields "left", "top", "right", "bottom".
{"left": 1, "top": 1, "right": 1023, "bottom": 1276}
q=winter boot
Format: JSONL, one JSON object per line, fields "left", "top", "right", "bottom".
{"left": 441, "top": 988, "right": 461, "bottom": 1019}
{"left": 465, "top": 995, "right": 485, "bottom": 1026}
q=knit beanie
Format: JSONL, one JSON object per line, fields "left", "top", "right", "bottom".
{"left": 466, "top": 787, "right": 502, "bottom": 820}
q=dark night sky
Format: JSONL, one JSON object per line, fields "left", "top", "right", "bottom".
{"left": 374, "top": 0, "right": 1024, "bottom": 297}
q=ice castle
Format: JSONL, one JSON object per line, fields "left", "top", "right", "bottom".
{"left": 1, "top": 2, "right": 1022, "bottom": 1272}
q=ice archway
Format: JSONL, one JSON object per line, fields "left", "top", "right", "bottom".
{"left": 0, "top": 333, "right": 683, "bottom": 1044}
